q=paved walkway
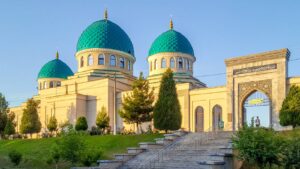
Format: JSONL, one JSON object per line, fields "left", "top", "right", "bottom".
{"left": 120, "top": 131, "right": 233, "bottom": 169}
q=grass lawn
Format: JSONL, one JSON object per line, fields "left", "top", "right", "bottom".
{"left": 0, "top": 133, "right": 162, "bottom": 169}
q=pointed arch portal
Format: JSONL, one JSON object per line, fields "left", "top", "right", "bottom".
{"left": 242, "top": 90, "right": 271, "bottom": 127}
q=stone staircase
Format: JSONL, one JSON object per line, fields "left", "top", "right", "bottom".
{"left": 96, "top": 130, "right": 187, "bottom": 169}
{"left": 118, "top": 131, "right": 233, "bottom": 169}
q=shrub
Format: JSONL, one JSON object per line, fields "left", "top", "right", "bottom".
{"left": 232, "top": 126, "right": 282, "bottom": 168}
{"left": 8, "top": 150, "right": 22, "bottom": 166}
{"left": 96, "top": 107, "right": 110, "bottom": 134}
{"left": 89, "top": 126, "right": 100, "bottom": 135}
{"left": 281, "top": 135, "right": 300, "bottom": 169}
{"left": 75, "top": 117, "right": 88, "bottom": 131}
{"left": 80, "top": 149, "right": 102, "bottom": 167}
{"left": 56, "top": 132, "right": 86, "bottom": 164}
{"left": 47, "top": 116, "right": 58, "bottom": 134}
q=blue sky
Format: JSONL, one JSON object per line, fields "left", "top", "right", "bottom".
{"left": 1, "top": 0, "right": 300, "bottom": 106}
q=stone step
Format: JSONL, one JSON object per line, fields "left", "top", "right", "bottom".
{"left": 97, "top": 160, "right": 123, "bottom": 169}
{"left": 127, "top": 147, "right": 146, "bottom": 154}
{"left": 198, "top": 160, "right": 226, "bottom": 169}
{"left": 164, "top": 133, "right": 180, "bottom": 140}
{"left": 139, "top": 142, "right": 164, "bottom": 149}
{"left": 155, "top": 138, "right": 173, "bottom": 145}
{"left": 114, "top": 153, "right": 137, "bottom": 161}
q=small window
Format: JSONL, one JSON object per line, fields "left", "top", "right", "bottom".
{"left": 49, "top": 81, "right": 54, "bottom": 88}
{"left": 170, "top": 58, "right": 175, "bottom": 68}
{"left": 186, "top": 59, "right": 189, "bottom": 70}
{"left": 88, "top": 55, "right": 93, "bottom": 66}
{"left": 44, "top": 81, "right": 47, "bottom": 89}
{"left": 39, "top": 83, "right": 42, "bottom": 90}
{"left": 128, "top": 60, "right": 131, "bottom": 70}
{"left": 154, "top": 59, "right": 157, "bottom": 70}
{"left": 120, "top": 57, "right": 125, "bottom": 68}
{"left": 178, "top": 57, "right": 183, "bottom": 69}
{"left": 110, "top": 55, "right": 116, "bottom": 66}
{"left": 80, "top": 57, "right": 84, "bottom": 67}
{"left": 161, "top": 58, "right": 166, "bottom": 68}
{"left": 57, "top": 81, "right": 61, "bottom": 87}
{"left": 98, "top": 54, "right": 105, "bottom": 65}
{"left": 150, "top": 61, "right": 152, "bottom": 71}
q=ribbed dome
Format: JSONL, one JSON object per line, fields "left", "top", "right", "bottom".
{"left": 77, "top": 20, "right": 134, "bottom": 57}
{"left": 38, "top": 59, "right": 73, "bottom": 79}
{"left": 148, "top": 30, "right": 194, "bottom": 57}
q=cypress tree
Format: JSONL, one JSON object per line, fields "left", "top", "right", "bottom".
{"left": 280, "top": 85, "right": 300, "bottom": 129}
{"left": 119, "top": 72, "right": 154, "bottom": 133}
{"left": 153, "top": 68, "right": 182, "bottom": 133}
{"left": 4, "top": 112, "right": 16, "bottom": 136}
{"left": 96, "top": 106, "right": 110, "bottom": 134}
{"left": 20, "top": 99, "right": 41, "bottom": 137}
{"left": 47, "top": 115, "right": 58, "bottom": 134}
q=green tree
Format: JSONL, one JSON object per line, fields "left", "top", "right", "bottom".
{"left": 153, "top": 68, "right": 182, "bottom": 133}
{"left": 75, "top": 117, "right": 88, "bottom": 131}
{"left": 47, "top": 115, "right": 58, "bottom": 134}
{"left": 4, "top": 112, "right": 16, "bottom": 136}
{"left": 119, "top": 72, "right": 154, "bottom": 133}
{"left": 80, "top": 148, "right": 102, "bottom": 167}
{"left": 0, "top": 92, "right": 8, "bottom": 137}
{"left": 280, "top": 85, "right": 300, "bottom": 129}
{"left": 281, "top": 136, "right": 300, "bottom": 169}
{"left": 20, "top": 98, "right": 41, "bottom": 137}
{"left": 8, "top": 150, "right": 22, "bottom": 166}
{"left": 48, "top": 145, "right": 60, "bottom": 169}
{"left": 96, "top": 107, "right": 110, "bottom": 134}
{"left": 57, "top": 133, "right": 86, "bottom": 164}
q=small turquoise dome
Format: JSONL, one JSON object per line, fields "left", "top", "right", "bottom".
{"left": 148, "top": 30, "right": 194, "bottom": 57}
{"left": 77, "top": 20, "right": 134, "bottom": 57}
{"left": 38, "top": 58, "right": 73, "bottom": 79}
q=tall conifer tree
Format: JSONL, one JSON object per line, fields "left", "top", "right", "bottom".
{"left": 119, "top": 72, "right": 154, "bottom": 133}
{"left": 280, "top": 85, "right": 300, "bottom": 129}
{"left": 20, "top": 99, "right": 41, "bottom": 137}
{"left": 153, "top": 68, "right": 182, "bottom": 133}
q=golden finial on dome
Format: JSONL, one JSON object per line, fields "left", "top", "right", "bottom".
{"left": 104, "top": 8, "right": 108, "bottom": 20}
{"left": 170, "top": 18, "right": 173, "bottom": 30}
{"left": 56, "top": 51, "right": 59, "bottom": 59}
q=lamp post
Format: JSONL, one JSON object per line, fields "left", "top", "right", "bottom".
{"left": 113, "top": 72, "right": 117, "bottom": 135}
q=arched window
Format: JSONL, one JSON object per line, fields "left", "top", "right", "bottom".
{"left": 186, "top": 59, "right": 190, "bottom": 70}
{"left": 44, "top": 81, "right": 47, "bottom": 89}
{"left": 110, "top": 55, "right": 116, "bottom": 66}
{"left": 57, "top": 81, "right": 61, "bottom": 87}
{"left": 178, "top": 57, "right": 183, "bottom": 69}
{"left": 154, "top": 59, "right": 157, "bottom": 70}
{"left": 39, "top": 83, "right": 42, "bottom": 90}
{"left": 120, "top": 57, "right": 125, "bottom": 68}
{"left": 195, "top": 106, "right": 204, "bottom": 132}
{"left": 150, "top": 61, "right": 152, "bottom": 71}
{"left": 128, "top": 60, "right": 131, "bottom": 70}
{"left": 49, "top": 81, "right": 54, "bottom": 88}
{"left": 80, "top": 57, "right": 84, "bottom": 67}
{"left": 88, "top": 55, "right": 93, "bottom": 66}
{"left": 98, "top": 54, "right": 105, "bottom": 65}
{"left": 161, "top": 58, "right": 166, "bottom": 68}
{"left": 170, "top": 58, "right": 175, "bottom": 68}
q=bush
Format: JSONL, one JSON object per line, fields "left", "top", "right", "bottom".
{"left": 8, "top": 150, "right": 22, "bottom": 166}
{"left": 56, "top": 132, "right": 86, "bottom": 164}
{"left": 232, "top": 126, "right": 282, "bottom": 168}
{"left": 80, "top": 149, "right": 102, "bottom": 167}
{"left": 281, "top": 135, "right": 300, "bottom": 169}
{"left": 75, "top": 117, "right": 88, "bottom": 131}
{"left": 89, "top": 126, "right": 100, "bottom": 135}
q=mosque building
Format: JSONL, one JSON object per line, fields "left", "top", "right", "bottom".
{"left": 10, "top": 10, "right": 300, "bottom": 133}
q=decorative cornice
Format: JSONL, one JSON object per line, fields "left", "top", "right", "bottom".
{"left": 225, "top": 48, "right": 290, "bottom": 67}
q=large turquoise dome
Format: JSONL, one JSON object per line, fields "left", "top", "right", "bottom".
{"left": 148, "top": 30, "right": 194, "bottom": 57}
{"left": 38, "top": 58, "right": 73, "bottom": 79}
{"left": 77, "top": 20, "right": 134, "bottom": 57}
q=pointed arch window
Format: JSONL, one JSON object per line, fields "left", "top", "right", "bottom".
{"left": 150, "top": 61, "right": 152, "bottom": 71}
{"left": 88, "top": 55, "right": 93, "bottom": 66}
{"left": 98, "top": 54, "right": 105, "bottom": 65}
{"left": 110, "top": 55, "right": 116, "bottom": 66}
{"left": 49, "top": 81, "right": 54, "bottom": 88}
{"left": 170, "top": 58, "right": 175, "bottom": 68}
{"left": 80, "top": 56, "right": 84, "bottom": 67}
{"left": 161, "top": 58, "right": 166, "bottom": 68}
{"left": 178, "top": 57, "right": 183, "bottom": 69}
{"left": 154, "top": 59, "right": 157, "bottom": 70}
{"left": 120, "top": 57, "right": 125, "bottom": 68}
{"left": 186, "top": 59, "right": 190, "bottom": 70}
{"left": 128, "top": 60, "right": 131, "bottom": 70}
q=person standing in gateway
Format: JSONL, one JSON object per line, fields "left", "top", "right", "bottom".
{"left": 255, "top": 116, "right": 261, "bottom": 127}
